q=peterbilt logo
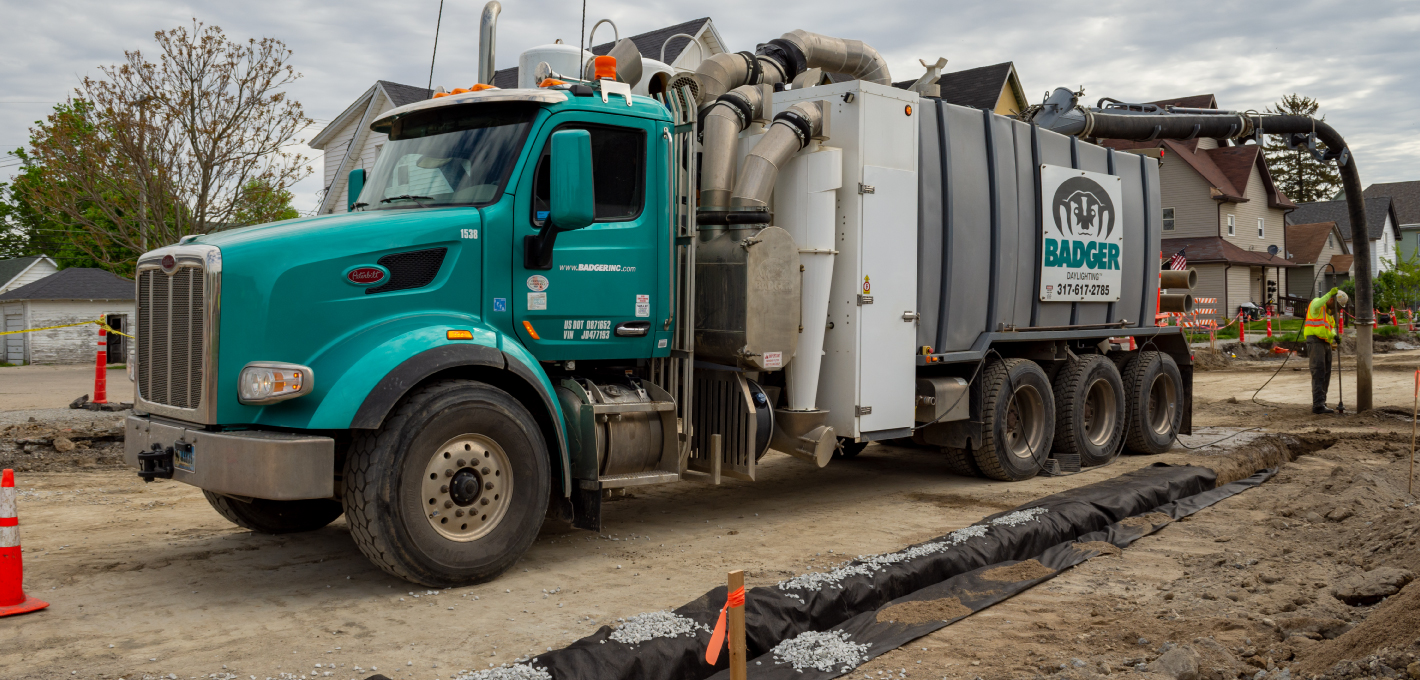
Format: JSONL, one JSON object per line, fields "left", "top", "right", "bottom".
{"left": 345, "top": 266, "right": 388, "bottom": 286}
{"left": 160, "top": 254, "right": 176, "bottom": 273}
{"left": 1051, "top": 176, "right": 1116, "bottom": 239}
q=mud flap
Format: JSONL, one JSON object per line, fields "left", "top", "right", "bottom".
{"left": 571, "top": 481, "right": 601, "bottom": 532}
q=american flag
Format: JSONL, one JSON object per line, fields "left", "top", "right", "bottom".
{"left": 1167, "top": 247, "right": 1187, "bottom": 270}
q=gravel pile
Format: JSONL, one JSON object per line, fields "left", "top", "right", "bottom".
{"left": 608, "top": 610, "right": 710, "bottom": 645}
{"left": 771, "top": 630, "right": 871, "bottom": 673}
{"left": 775, "top": 512, "right": 1046, "bottom": 595}
{"left": 989, "top": 507, "right": 1050, "bottom": 527}
{"left": 451, "top": 664, "right": 551, "bottom": 680}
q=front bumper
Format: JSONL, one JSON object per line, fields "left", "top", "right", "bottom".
{"left": 124, "top": 415, "right": 334, "bottom": 500}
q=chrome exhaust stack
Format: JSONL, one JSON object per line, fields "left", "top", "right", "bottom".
{"left": 477, "top": 1, "right": 501, "bottom": 86}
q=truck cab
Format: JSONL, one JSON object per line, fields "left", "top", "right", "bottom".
{"left": 126, "top": 35, "right": 1193, "bottom": 587}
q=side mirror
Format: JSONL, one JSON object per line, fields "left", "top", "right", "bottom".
{"left": 526, "top": 130, "right": 595, "bottom": 269}
{"left": 347, "top": 168, "right": 366, "bottom": 211}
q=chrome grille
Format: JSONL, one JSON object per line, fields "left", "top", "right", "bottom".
{"left": 138, "top": 266, "right": 206, "bottom": 410}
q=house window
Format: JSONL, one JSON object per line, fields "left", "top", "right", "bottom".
{"left": 1162, "top": 208, "right": 1175, "bottom": 231}
{"left": 1258, "top": 217, "right": 1265, "bottom": 238}
{"left": 1328, "top": 234, "right": 1334, "bottom": 249}
{"left": 1227, "top": 214, "right": 1235, "bottom": 236}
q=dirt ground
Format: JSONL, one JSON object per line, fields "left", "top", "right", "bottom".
{"left": 1, "top": 352, "right": 1418, "bottom": 680}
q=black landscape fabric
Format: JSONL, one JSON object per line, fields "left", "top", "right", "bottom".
{"left": 375, "top": 462, "right": 1273, "bottom": 680}
{"left": 710, "top": 468, "right": 1277, "bottom": 680}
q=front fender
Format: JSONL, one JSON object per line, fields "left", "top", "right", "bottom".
{"left": 243, "top": 314, "right": 570, "bottom": 494}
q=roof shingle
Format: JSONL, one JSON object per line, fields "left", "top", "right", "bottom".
{"left": 934, "top": 62, "right": 1014, "bottom": 110}
{"left": 1286, "top": 197, "right": 1398, "bottom": 241}
{"left": 0, "top": 255, "right": 49, "bottom": 289}
{"left": 1363, "top": 181, "right": 1420, "bottom": 226}
{"left": 0, "top": 267, "right": 133, "bottom": 301}
{"left": 1161, "top": 236, "right": 1297, "bottom": 267}
{"left": 378, "top": 80, "right": 433, "bottom": 108}
{"left": 1285, "top": 222, "right": 1342, "bottom": 265}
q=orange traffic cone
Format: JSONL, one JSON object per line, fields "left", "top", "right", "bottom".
{"left": 1266, "top": 311, "right": 1273, "bottom": 338}
{"left": 1, "top": 469, "right": 48, "bottom": 617}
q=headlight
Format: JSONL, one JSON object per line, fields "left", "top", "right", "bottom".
{"left": 238, "top": 362, "right": 314, "bottom": 404}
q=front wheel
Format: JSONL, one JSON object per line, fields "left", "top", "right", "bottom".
{"left": 343, "top": 380, "right": 551, "bottom": 586}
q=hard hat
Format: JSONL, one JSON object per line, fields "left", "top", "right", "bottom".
{"left": 1335, "top": 291, "right": 1349, "bottom": 307}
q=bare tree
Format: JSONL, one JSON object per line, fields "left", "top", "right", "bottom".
{"left": 19, "top": 20, "right": 312, "bottom": 267}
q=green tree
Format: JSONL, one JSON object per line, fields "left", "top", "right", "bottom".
{"left": 0, "top": 144, "right": 134, "bottom": 273}
{"left": 231, "top": 178, "right": 300, "bottom": 226}
{"left": 1263, "top": 94, "right": 1341, "bottom": 204}
{"left": 16, "top": 21, "right": 311, "bottom": 272}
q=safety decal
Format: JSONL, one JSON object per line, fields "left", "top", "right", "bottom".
{"left": 862, "top": 276, "right": 871, "bottom": 294}
{"left": 527, "top": 275, "right": 549, "bottom": 291}
{"left": 636, "top": 294, "right": 650, "bottom": 318}
{"left": 658, "top": 339, "right": 668, "bottom": 349}
{"left": 493, "top": 298, "right": 507, "bottom": 312}
{"left": 763, "top": 351, "right": 783, "bottom": 369}
{"left": 528, "top": 292, "right": 547, "bottom": 311}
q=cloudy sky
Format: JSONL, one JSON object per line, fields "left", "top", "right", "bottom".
{"left": 2, "top": 0, "right": 1417, "bottom": 214}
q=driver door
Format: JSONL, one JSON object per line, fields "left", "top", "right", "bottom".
{"left": 512, "top": 113, "right": 663, "bottom": 360}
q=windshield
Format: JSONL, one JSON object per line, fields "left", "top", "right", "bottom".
{"left": 356, "top": 102, "right": 536, "bottom": 210}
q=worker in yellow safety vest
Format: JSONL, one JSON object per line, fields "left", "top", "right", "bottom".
{"left": 1303, "top": 287, "right": 1348, "bottom": 414}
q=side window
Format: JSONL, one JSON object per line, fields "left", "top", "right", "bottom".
{"left": 1161, "top": 207, "right": 1175, "bottom": 231}
{"left": 532, "top": 123, "right": 646, "bottom": 225}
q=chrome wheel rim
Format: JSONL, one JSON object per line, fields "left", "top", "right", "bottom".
{"left": 1083, "top": 377, "right": 1119, "bottom": 447}
{"left": 1146, "top": 374, "right": 1178, "bottom": 436}
{"left": 421, "top": 434, "right": 512, "bottom": 541}
{"left": 1004, "top": 384, "right": 1046, "bottom": 460}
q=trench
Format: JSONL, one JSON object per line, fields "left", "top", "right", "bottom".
{"left": 392, "top": 436, "right": 1320, "bottom": 680}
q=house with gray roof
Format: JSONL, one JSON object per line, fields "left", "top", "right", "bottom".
{"left": 0, "top": 267, "right": 133, "bottom": 365}
{"left": 309, "top": 18, "right": 724, "bottom": 215}
{"left": 1363, "top": 181, "right": 1420, "bottom": 257}
{"left": 1286, "top": 197, "right": 1401, "bottom": 277}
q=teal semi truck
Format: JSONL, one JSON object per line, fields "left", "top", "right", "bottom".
{"left": 124, "top": 19, "right": 1196, "bottom": 586}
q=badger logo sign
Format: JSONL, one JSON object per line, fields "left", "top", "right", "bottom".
{"left": 1052, "top": 176, "right": 1116, "bottom": 239}
{"left": 1039, "top": 165, "right": 1125, "bottom": 303}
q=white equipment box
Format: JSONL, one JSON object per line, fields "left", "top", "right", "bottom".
{"left": 773, "top": 81, "right": 920, "bottom": 440}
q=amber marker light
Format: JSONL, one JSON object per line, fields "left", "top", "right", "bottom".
{"left": 905, "top": 104, "right": 913, "bottom": 116}
{"left": 471, "top": 83, "right": 497, "bottom": 91}
{"left": 593, "top": 56, "right": 617, "bottom": 81}
{"left": 522, "top": 321, "right": 540, "bottom": 340}
{"left": 447, "top": 330, "right": 474, "bottom": 340}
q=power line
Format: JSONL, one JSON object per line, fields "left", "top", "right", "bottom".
{"left": 427, "top": 0, "right": 445, "bottom": 92}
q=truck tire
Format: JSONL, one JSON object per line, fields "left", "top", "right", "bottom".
{"left": 202, "top": 491, "right": 343, "bottom": 534}
{"left": 941, "top": 446, "right": 981, "bottom": 477}
{"left": 1052, "top": 354, "right": 1126, "bottom": 467}
{"left": 1121, "top": 351, "right": 1184, "bottom": 455}
{"left": 973, "top": 358, "right": 1054, "bottom": 481}
{"left": 343, "top": 379, "right": 551, "bottom": 586}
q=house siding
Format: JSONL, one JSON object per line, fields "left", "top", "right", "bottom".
{"left": 1226, "top": 265, "right": 1252, "bottom": 319}
{"left": 23, "top": 300, "right": 135, "bottom": 365}
{"left": 1399, "top": 226, "right": 1420, "bottom": 257}
{"left": 1181, "top": 263, "right": 1228, "bottom": 323}
{"left": 1156, "top": 156, "right": 1218, "bottom": 239}
{"left": 324, "top": 96, "right": 396, "bottom": 214}
{"left": 1220, "top": 162, "right": 1288, "bottom": 256}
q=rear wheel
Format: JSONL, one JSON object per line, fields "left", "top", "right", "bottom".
{"left": 203, "top": 492, "right": 343, "bottom": 534}
{"left": 1053, "top": 354, "right": 1126, "bottom": 466}
{"left": 973, "top": 359, "right": 1054, "bottom": 481}
{"left": 343, "top": 380, "right": 551, "bottom": 586}
{"left": 1121, "top": 351, "right": 1184, "bottom": 454}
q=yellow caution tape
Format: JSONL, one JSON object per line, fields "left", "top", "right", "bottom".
{"left": 0, "top": 317, "right": 134, "bottom": 339}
